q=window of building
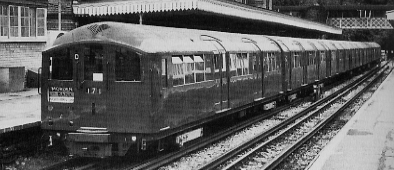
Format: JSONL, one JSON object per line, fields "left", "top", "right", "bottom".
{"left": 36, "top": 8, "right": 45, "bottom": 36}
{"left": 115, "top": 48, "right": 141, "bottom": 81}
{"left": 21, "top": 7, "right": 30, "bottom": 37}
{"left": 0, "top": 5, "right": 46, "bottom": 39}
{"left": 9, "top": 6, "right": 18, "bottom": 37}
{"left": 29, "top": 8, "right": 36, "bottom": 37}
{"left": 0, "top": 6, "right": 8, "bottom": 36}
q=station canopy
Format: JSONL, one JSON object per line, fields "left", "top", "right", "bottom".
{"left": 73, "top": 0, "right": 342, "bottom": 35}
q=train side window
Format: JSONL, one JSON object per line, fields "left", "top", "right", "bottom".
{"left": 293, "top": 52, "right": 300, "bottom": 68}
{"left": 195, "top": 55, "right": 205, "bottom": 82}
{"left": 250, "top": 53, "right": 257, "bottom": 73}
{"left": 294, "top": 54, "right": 296, "bottom": 68}
{"left": 308, "top": 52, "right": 313, "bottom": 65}
{"left": 184, "top": 56, "right": 195, "bottom": 84}
{"left": 236, "top": 53, "right": 243, "bottom": 75}
{"left": 229, "top": 54, "right": 237, "bottom": 76}
{"left": 274, "top": 53, "right": 281, "bottom": 71}
{"left": 50, "top": 48, "right": 73, "bottom": 80}
{"left": 269, "top": 54, "right": 274, "bottom": 71}
{"left": 172, "top": 56, "right": 184, "bottom": 86}
{"left": 213, "top": 54, "right": 221, "bottom": 79}
{"left": 205, "top": 54, "right": 214, "bottom": 80}
{"left": 161, "top": 59, "right": 167, "bottom": 87}
{"left": 273, "top": 54, "right": 277, "bottom": 71}
{"left": 320, "top": 51, "right": 325, "bottom": 64}
{"left": 312, "top": 52, "right": 316, "bottom": 65}
{"left": 331, "top": 51, "right": 336, "bottom": 60}
{"left": 243, "top": 53, "right": 249, "bottom": 75}
{"left": 115, "top": 48, "right": 141, "bottom": 81}
{"left": 264, "top": 55, "right": 269, "bottom": 72}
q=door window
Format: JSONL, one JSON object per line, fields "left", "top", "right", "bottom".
{"left": 83, "top": 45, "right": 104, "bottom": 81}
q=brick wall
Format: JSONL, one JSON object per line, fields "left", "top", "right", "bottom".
{"left": 0, "top": 42, "right": 46, "bottom": 71}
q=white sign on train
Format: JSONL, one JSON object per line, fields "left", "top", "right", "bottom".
{"left": 49, "top": 86, "right": 75, "bottom": 103}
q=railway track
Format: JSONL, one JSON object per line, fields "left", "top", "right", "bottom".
{"left": 37, "top": 65, "right": 386, "bottom": 170}
{"left": 199, "top": 65, "right": 388, "bottom": 170}
{"left": 127, "top": 67, "right": 382, "bottom": 170}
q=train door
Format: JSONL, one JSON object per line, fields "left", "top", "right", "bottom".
{"left": 213, "top": 53, "right": 229, "bottom": 111}
{"left": 201, "top": 36, "right": 229, "bottom": 111}
{"left": 73, "top": 44, "right": 108, "bottom": 126}
{"left": 302, "top": 51, "right": 307, "bottom": 85}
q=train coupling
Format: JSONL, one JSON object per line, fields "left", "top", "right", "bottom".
{"left": 67, "top": 127, "right": 111, "bottom": 158}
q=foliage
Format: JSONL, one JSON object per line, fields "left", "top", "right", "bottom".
{"left": 341, "top": 29, "right": 391, "bottom": 43}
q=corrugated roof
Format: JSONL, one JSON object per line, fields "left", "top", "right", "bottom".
{"left": 72, "top": 0, "right": 342, "bottom": 35}
{"left": 274, "top": 5, "right": 394, "bottom": 11}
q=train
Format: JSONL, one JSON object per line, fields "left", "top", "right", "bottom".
{"left": 41, "top": 22, "right": 381, "bottom": 158}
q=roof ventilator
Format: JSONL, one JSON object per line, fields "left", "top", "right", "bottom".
{"left": 87, "top": 24, "right": 110, "bottom": 36}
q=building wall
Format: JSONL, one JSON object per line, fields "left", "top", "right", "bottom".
{"left": 0, "top": 42, "right": 46, "bottom": 71}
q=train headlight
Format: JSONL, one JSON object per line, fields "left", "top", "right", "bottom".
{"left": 48, "top": 105, "right": 53, "bottom": 111}
{"left": 132, "top": 136, "right": 137, "bottom": 142}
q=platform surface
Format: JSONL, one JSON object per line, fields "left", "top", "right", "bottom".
{"left": 0, "top": 88, "right": 41, "bottom": 133}
{"left": 308, "top": 67, "right": 394, "bottom": 170}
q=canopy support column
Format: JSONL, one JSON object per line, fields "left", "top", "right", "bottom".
{"left": 139, "top": 13, "right": 143, "bottom": 25}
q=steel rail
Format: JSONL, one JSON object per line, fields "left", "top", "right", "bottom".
{"left": 200, "top": 66, "right": 381, "bottom": 170}
{"left": 128, "top": 99, "right": 301, "bottom": 170}
{"left": 261, "top": 66, "right": 389, "bottom": 170}
{"left": 39, "top": 157, "right": 100, "bottom": 170}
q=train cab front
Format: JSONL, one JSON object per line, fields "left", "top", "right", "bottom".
{"left": 41, "top": 43, "right": 149, "bottom": 157}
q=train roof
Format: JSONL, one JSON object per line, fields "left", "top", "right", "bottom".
{"left": 266, "top": 36, "right": 304, "bottom": 52}
{"left": 305, "top": 39, "right": 327, "bottom": 51}
{"left": 50, "top": 22, "right": 281, "bottom": 54}
{"left": 48, "top": 22, "right": 380, "bottom": 55}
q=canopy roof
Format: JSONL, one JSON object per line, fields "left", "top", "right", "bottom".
{"left": 73, "top": 0, "right": 342, "bottom": 35}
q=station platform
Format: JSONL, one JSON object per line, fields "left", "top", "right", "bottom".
{"left": 308, "top": 67, "right": 394, "bottom": 170}
{"left": 0, "top": 88, "right": 41, "bottom": 134}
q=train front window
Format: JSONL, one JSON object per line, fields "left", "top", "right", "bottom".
{"left": 50, "top": 48, "right": 73, "bottom": 80}
{"left": 84, "top": 45, "right": 104, "bottom": 81}
{"left": 115, "top": 48, "right": 141, "bottom": 81}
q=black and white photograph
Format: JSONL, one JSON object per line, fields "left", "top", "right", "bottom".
{"left": 1, "top": 0, "right": 394, "bottom": 169}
